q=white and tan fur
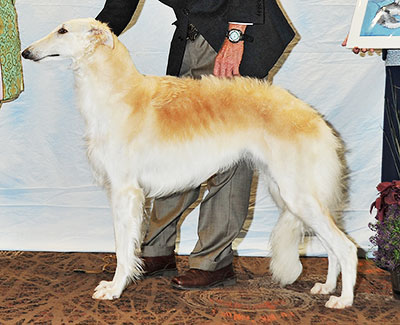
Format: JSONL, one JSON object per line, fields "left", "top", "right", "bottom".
{"left": 22, "top": 18, "right": 358, "bottom": 308}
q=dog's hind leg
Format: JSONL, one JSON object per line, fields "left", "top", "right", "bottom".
{"left": 282, "top": 191, "right": 357, "bottom": 309}
{"left": 310, "top": 246, "right": 340, "bottom": 295}
{"left": 268, "top": 184, "right": 341, "bottom": 295}
{"left": 311, "top": 224, "right": 357, "bottom": 309}
{"left": 92, "top": 186, "right": 145, "bottom": 300}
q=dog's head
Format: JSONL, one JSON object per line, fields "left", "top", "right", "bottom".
{"left": 22, "top": 18, "right": 114, "bottom": 62}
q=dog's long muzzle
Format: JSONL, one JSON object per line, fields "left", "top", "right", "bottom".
{"left": 21, "top": 48, "right": 60, "bottom": 61}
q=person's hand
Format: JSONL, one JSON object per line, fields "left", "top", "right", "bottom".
{"left": 342, "top": 34, "right": 374, "bottom": 54}
{"left": 213, "top": 24, "right": 246, "bottom": 77}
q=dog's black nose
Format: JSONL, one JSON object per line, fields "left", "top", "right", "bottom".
{"left": 21, "top": 48, "right": 31, "bottom": 59}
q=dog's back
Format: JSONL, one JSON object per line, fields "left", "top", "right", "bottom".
{"left": 150, "top": 76, "right": 322, "bottom": 140}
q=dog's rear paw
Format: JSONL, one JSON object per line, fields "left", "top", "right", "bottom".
{"left": 92, "top": 280, "right": 122, "bottom": 300}
{"left": 325, "top": 295, "right": 353, "bottom": 309}
{"left": 310, "top": 282, "right": 335, "bottom": 295}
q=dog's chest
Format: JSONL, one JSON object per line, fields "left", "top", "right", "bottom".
{"left": 83, "top": 112, "right": 119, "bottom": 172}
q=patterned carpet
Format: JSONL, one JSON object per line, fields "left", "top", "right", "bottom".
{"left": 0, "top": 252, "right": 399, "bottom": 324}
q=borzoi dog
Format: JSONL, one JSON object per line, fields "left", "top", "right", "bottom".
{"left": 22, "top": 18, "right": 357, "bottom": 309}
{"left": 371, "top": 1, "right": 400, "bottom": 29}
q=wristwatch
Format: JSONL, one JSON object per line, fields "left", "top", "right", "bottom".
{"left": 226, "top": 29, "right": 254, "bottom": 43}
{"left": 226, "top": 29, "right": 245, "bottom": 43}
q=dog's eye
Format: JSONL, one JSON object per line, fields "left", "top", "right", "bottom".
{"left": 58, "top": 27, "right": 68, "bottom": 34}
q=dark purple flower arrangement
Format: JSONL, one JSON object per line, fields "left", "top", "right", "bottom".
{"left": 370, "top": 181, "right": 400, "bottom": 271}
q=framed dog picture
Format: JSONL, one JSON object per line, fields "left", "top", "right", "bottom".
{"left": 346, "top": 0, "right": 400, "bottom": 49}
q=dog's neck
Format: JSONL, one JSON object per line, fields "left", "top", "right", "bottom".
{"left": 72, "top": 37, "right": 147, "bottom": 132}
{"left": 73, "top": 38, "right": 144, "bottom": 100}
{"left": 72, "top": 37, "right": 141, "bottom": 80}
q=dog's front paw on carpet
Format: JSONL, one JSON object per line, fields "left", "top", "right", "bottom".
{"left": 92, "top": 280, "right": 122, "bottom": 300}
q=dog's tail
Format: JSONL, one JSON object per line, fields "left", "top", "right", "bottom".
{"left": 269, "top": 210, "right": 305, "bottom": 286}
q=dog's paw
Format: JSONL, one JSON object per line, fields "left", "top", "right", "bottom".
{"left": 325, "top": 295, "right": 353, "bottom": 309}
{"left": 310, "top": 282, "right": 335, "bottom": 295}
{"left": 92, "top": 280, "right": 122, "bottom": 300}
{"left": 95, "top": 280, "right": 113, "bottom": 291}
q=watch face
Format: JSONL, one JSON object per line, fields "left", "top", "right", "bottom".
{"left": 228, "top": 29, "right": 242, "bottom": 43}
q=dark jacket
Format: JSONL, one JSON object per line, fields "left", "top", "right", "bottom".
{"left": 97, "top": 0, "right": 295, "bottom": 78}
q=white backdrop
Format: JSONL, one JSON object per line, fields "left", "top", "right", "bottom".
{"left": 0, "top": 0, "right": 384, "bottom": 256}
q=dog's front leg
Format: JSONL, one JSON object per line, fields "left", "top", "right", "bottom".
{"left": 93, "top": 186, "right": 145, "bottom": 300}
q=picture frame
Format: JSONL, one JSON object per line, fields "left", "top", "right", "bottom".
{"left": 346, "top": 0, "right": 400, "bottom": 49}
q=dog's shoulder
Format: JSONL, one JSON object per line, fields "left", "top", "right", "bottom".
{"left": 149, "top": 76, "right": 196, "bottom": 107}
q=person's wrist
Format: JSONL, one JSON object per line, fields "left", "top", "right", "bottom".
{"left": 228, "top": 23, "right": 247, "bottom": 32}
{"left": 226, "top": 29, "right": 245, "bottom": 43}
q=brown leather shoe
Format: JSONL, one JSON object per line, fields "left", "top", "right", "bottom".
{"left": 142, "top": 254, "right": 177, "bottom": 277}
{"left": 171, "top": 264, "right": 236, "bottom": 290}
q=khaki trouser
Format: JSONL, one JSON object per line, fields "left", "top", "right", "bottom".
{"left": 141, "top": 34, "right": 254, "bottom": 271}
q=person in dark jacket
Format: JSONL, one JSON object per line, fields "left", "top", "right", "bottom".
{"left": 96, "top": 0, "right": 295, "bottom": 290}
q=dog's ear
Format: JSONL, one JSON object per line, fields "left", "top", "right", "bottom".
{"left": 89, "top": 24, "right": 114, "bottom": 49}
